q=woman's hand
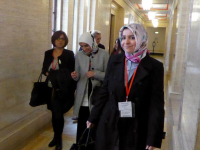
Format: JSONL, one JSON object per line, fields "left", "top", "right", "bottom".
{"left": 71, "top": 71, "right": 78, "bottom": 79}
{"left": 46, "top": 72, "right": 49, "bottom": 76}
{"left": 146, "top": 145, "right": 157, "bottom": 150}
{"left": 86, "top": 71, "right": 95, "bottom": 78}
{"left": 86, "top": 121, "right": 94, "bottom": 128}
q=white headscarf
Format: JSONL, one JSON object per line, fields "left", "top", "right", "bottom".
{"left": 78, "top": 32, "right": 98, "bottom": 54}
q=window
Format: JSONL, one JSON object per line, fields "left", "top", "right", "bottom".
{"left": 72, "top": 0, "right": 78, "bottom": 53}
{"left": 52, "top": 0, "right": 62, "bottom": 32}
{"left": 62, "top": 0, "right": 69, "bottom": 34}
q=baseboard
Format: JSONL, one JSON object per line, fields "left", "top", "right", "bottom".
{"left": 0, "top": 108, "right": 51, "bottom": 150}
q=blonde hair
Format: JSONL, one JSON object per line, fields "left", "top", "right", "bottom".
{"left": 91, "top": 30, "right": 101, "bottom": 38}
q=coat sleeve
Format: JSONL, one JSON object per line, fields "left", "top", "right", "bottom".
{"left": 146, "top": 62, "right": 165, "bottom": 148}
{"left": 73, "top": 52, "right": 80, "bottom": 81}
{"left": 68, "top": 51, "right": 75, "bottom": 72}
{"left": 42, "top": 51, "right": 48, "bottom": 76}
{"left": 94, "top": 51, "right": 109, "bottom": 81}
{"left": 88, "top": 54, "right": 113, "bottom": 124}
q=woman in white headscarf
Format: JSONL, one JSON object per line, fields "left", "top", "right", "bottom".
{"left": 71, "top": 32, "right": 109, "bottom": 142}
{"left": 87, "top": 23, "right": 165, "bottom": 150}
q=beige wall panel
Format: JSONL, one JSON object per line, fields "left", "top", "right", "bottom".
{"left": 0, "top": 0, "right": 52, "bottom": 109}
{"left": 67, "top": 0, "right": 74, "bottom": 51}
{"left": 94, "top": 0, "right": 112, "bottom": 51}
{"left": 0, "top": 0, "right": 53, "bottom": 149}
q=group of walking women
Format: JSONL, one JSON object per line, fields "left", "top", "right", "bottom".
{"left": 42, "top": 23, "right": 165, "bottom": 150}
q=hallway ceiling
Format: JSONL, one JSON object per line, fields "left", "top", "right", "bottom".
{"left": 124, "top": 0, "right": 174, "bottom": 22}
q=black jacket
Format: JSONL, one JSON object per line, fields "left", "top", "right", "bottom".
{"left": 98, "top": 43, "right": 105, "bottom": 49}
{"left": 42, "top": 49, "right": 76, "bottom": 113}
{"left": 88, "top": 53, "right": 165, "bottom": 150}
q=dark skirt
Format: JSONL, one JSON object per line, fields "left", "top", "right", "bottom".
{"left": 118, "top": 117, "right": 147, "bottom": 150}
{"left": 118, "top": 118, "right": 136, "bottom": 150}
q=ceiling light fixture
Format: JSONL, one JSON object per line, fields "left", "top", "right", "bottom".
{"left": 142, "top": 0, "right": 152, "bottom": 10}
{"left": 124, "top": 18, "right": 128, "bottom": 25}
{"left": 192, "top": 12, "right": 199, "bottom": 21}
{"left": 148, "top": 11, "right": 156, "bottom": 20}
{"left": 152, "top": 18, "right": 158, "bottom": 28}
{"left": 111, "top": 4, "right": 116, "bottom": 9}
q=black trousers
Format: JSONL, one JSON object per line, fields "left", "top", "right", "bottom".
{"left": 76, "top": 106, "right": 97, "bottom": 144}
{"left": 51, "top": 90, "right": 64, "bottom": 143}
{"left": 76, "top": 106, "right": 90, "bottom": 143}
{"left": 51, "top": 112, "right": 64, "bottom": 140}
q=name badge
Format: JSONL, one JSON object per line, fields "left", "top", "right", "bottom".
{"left": 118, "top": 102, "right": 135, "bottom": 118}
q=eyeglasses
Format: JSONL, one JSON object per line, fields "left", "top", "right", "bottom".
{"left": 80, "top": 44, "right": 90, "bottom": 48}
{"left": 56, "top": 37, "right": 65, "bottom": 41}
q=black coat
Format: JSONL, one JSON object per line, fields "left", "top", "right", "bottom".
{"left": 42, "top": 49, "right": 76, "bottom": 113}
{"left": 88, "top": 53, "right": 165, "bottom": 150}
{"left": 98, "top": 43, "right": 105, "bottom": 49}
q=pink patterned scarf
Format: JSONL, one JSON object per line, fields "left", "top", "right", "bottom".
{"left": 119, "top": 23, "right": 149, "bottom": 63}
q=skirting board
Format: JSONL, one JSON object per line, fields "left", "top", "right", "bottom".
{"left": 0, "top": 110, "right": 51, "bottom": 150}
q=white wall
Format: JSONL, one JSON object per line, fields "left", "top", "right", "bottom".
{"left": 0, "top": 0, "right": 53, "bottom": 149}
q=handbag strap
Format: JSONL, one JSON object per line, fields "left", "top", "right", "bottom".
{"left": 37, "top": 72, "right": 43, "bottom": 82}
{"left": 85, "top": 128, "right": 93, "bottom": 146}
{"left": 78, "top": 128, "right": 88, "bottom": 144}
{"left": 78, "top": 128, "right": 93, "bottom": 145}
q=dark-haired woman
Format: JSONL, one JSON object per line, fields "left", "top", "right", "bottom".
{"left": 87, "top": 23, "right": 165, "bottom": 150}
{"left": 42, "top": 31, "right": 76, "bottom": 150}
{"left": 111, "top": 38, "right": 124, "bottom": 55}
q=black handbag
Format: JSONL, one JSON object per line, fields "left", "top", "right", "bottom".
{"left": 70, "top": 128, "right": 95, "bottom": 150}
{"left": 29, "top": 72, "right": 51, "bottom": 107}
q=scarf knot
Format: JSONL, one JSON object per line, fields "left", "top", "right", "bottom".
{"left": 125, "top": 49, "right": 150, "bottom": 63}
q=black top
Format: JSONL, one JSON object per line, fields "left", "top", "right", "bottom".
{"left": 98, "top": 43, "right": 105, "bottom": 49}
{"left": 42, "top": 49, "right": 75, "bottom": 76}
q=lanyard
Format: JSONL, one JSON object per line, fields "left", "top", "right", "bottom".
{"left": 125, "top": 58, "right": 138, "bottom": 101}
{"left": 86, "top": 54, "right": 92, "bottom": 71}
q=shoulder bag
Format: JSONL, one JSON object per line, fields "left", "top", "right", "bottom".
{"left": 29, "top": 72, "right": 51, "bottom": 107}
